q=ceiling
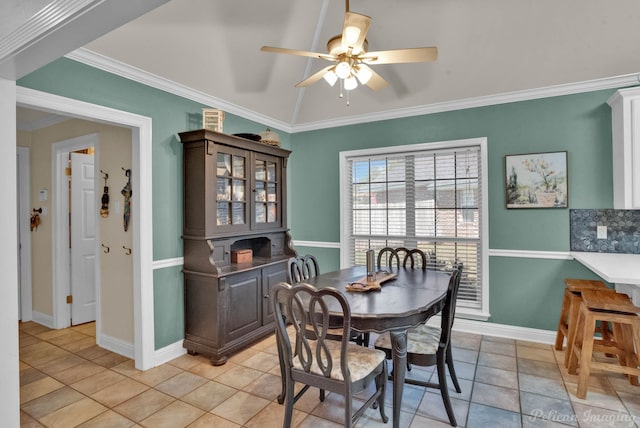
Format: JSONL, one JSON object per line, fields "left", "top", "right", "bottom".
{"left": 10, "top": 0, "right": 640, "bottom": 130}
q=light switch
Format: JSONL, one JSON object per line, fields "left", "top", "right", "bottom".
{"left": 597, "top": 225, "right": 607, "bottom": 240}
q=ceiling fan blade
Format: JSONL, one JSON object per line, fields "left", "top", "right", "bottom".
{"left": 359, "top": 64, "right": 389, "bottom": 91}
{"left": 361, "top": 47, "right": 438, "bottom": 64}
{"left": 341, "top": 11, "right": 371, "bottom": 53}
{"left": 295, "top": 65, "right": 336, "bottom": 88}
{"left": 261, "top": 46, "right": 335, "bottom": 61}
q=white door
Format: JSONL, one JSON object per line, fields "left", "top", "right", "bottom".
{"left": 70, "top": 152, "right": 96, "bottom": 325}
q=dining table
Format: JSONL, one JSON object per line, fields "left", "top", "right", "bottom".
{"left": 300, "top": 265, "right": 452, "bottom": 428}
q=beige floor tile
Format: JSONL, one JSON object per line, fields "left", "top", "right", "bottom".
{"left": 243, "top": 372, "right": 284, "bottom": 401}
{"left": 71, "top": 322, "right": 96, "bottom": 337}
{"left": 187, "top": 413, "right": 241, "bottom": 428}
{"left": 114, "top": 388, "right": 176, "bottom": 422}
{"left": 297, "top": 414, "right": 343, "bottom": 428}
{"left": 516, "top": 345, "right": 557, "bottom": 363}
{"left": 22, "top": 386, "right": 84, "bottom": 419}
{"left": 76, "top": 345, "right": 112, "bottom": 360}
{"left": 34, "top": 353, "right": 87, "bottom": 375}
{"left": 92, "top": 352, "right": 130, "bottom": 369}
{"left": 20, "top": 342, "right": 72, "bottom": 366}
{"left": 187, "top": 359, "right": 235, "bottom": 379}
{"left": 51, "top": 360, "right": 107, "bottom": 385}
{"left": 76, "top": 409, "right": 136, "bottom": 427}
{"left": 70, "top": 369, "right": 127, "bottom": 395}
{"left": 20, "top": 376, "right": 65, "bottom": 404}
{"left": 215, "top": 364, "right": 264, "bottom": 389}
{"left": 39, "top": 397, "right": 107, "bottom": 428}
{"left": 181, "top": 380, "right": 237, "bottom": 411}
{"left": 20, "top": 367, "right": 48, "bottom": 386}
{"left": 20, "top": 334, "right": 41, "bottom": 348}
{"left": 240, "top": 351, "right": 281, "bottom": 373}
{"left": 227, "top": 347, "right": 259, "bottom": 365}
{"left": 166, "top": 353, "right": 203, "bottom": 370}
{"left": 111, "top": 359, "right": 143, "bottom": 377}
{"left": 47, "top": 330, "right": 91, "bottom": 347}
{"left": 211, "top": 390, "right": 270, "bottom": 425}
{"left": 155, "top": 371, "right": 208, "bottom": 398}
{"left": 20, "top": 322, "right": 53, "bottom": 336}
{"left": 58, "top": 336, "right": 97, "bottom": 352}
{"left": 245, "top": 401, "right": 307, "bottom": 428}
{"left": 130, "top": 362, "right": 183, "bottom": 386}
{"left": 20, "top": 410, "right": 45, "bottom": 427}
{"left": 36, "top": 329, "right": 73, "bottom": 341}
{"left": 20, "top": 360, "right": 32, "bottom": 371}
{"left": 90, "top": 377, "right": 149, "bottom": 407}
{"left": 139, "top": 400, "right": 204, "bottom": 428}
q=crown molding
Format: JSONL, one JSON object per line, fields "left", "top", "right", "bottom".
{"left": 65, "top": 48, "right": 293, "bottom": 133}
{"left": 65, "top": 48, "right": 640, "bottom": 133}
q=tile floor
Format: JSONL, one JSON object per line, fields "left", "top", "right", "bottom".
{"left": 19, "top": 321, "right": 640, "bottom": 427}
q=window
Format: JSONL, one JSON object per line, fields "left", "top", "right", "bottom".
{"left": 339, "top": 138, "right": 489, "bottom": 320}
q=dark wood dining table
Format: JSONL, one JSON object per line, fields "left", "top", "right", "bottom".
{"left": 301, "top": 265, "right": 451, "bottom": 428}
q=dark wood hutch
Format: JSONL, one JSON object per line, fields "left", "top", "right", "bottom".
{"left": 179, "top": 129, "right": 296, "bottom": 365}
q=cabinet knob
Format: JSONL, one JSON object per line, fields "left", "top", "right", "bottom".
{"left": 264, "top": 293, "right": 269, "bottom": 299}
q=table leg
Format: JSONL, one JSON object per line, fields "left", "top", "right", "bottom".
{"left": 390, "top": 330, "right": 408, "bottom": 428}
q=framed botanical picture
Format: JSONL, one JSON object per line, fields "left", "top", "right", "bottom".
{"left": 505, "top": 151, "right": 568, "bottom": 208}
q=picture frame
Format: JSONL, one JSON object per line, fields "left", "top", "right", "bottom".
{"left": 505, "top": 151, "right": 568, "bottom": 209}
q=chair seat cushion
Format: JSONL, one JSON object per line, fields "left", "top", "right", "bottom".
{"left": 293, "top": 340, "right": 386, "bottom": 382}
{"left": 374, "top": 324, "right": 442, "bottom": 355}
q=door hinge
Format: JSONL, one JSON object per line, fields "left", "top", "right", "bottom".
{"left": 66, "top": 295, "right": 73, "bottom": 304}
{"left": 65, "top": 167, "right": 72, "bottom": 176}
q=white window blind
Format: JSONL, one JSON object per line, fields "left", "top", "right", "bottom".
{"left": 344, "top": 145, "right": 484, "bottom": 311}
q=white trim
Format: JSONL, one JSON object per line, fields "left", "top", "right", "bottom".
{"left": 64, "top": 48, "right": 640, "bottom": 132}
{"left": 31, "top": 311, "right": 54, "bottom": 329}
{"left": 152, "top": 257, "right": 184, "bottom": 270}
{"left": 98, "top": 333, "right": 134, "bottom": 360}
{"left": 17, "top": 146, "right": 32, "bottom": 322}
{"left": 52, "top": 133, "right": 99, "bottom": 330}
{"left": 66, "top": 48, "right": 292, "bottom": 133}
{"left": 292, "top": 240, "right": 340, "bottom": 249}
{"left": 17, "top": 86, "right": 155, "bottom": 371}
{"left": 489, "top": 249, "right": 573, "bottom": 260}
{"left": 427, "top": 316, "right": 557, "bottom": 345}
{"left": 153, "top": 340, "right": 187, "bottom": 368}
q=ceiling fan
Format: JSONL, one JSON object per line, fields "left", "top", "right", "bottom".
{"left": 261, "top": 0, "right": 437, "bottom": 95}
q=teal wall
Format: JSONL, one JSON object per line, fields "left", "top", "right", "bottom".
{"left": 18, "top": 58, "right": 291, "bottom": 349}
{"left": 288, "top": 90, "right": 617, "bottom": 331}
{"left": 19, "top": 57, "right": 622, "bottom": 342}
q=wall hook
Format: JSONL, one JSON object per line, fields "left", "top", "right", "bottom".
{"left": 101, "top": 244, "right": 110, "bottom": 254}
{"left": 123, "top": 246, "right": 132, "bottom": 255}
{"left": 100, "top": 170, "right": 109, "bottom": 180}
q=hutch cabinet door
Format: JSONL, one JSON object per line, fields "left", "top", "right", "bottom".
{"left": 261, "top": 261, "right": 288, "bottom": 325}
{"left": 224, "top": 270, "right": 262, "bottom": 342}
{"left": 251, "top": 153, "right": 283, "bottom": 230}
{"left": 214, "top": 146, "right": 251, "bottom": 234}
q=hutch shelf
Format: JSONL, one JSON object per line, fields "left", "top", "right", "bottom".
{"left": 179, "top": 129, "right": 296, "bottom": 365}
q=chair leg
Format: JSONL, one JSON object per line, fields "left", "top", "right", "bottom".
{"left": 283, "top": 378, "right": 295, "bottom": 428}
{"left": 555, "top": 288, "right": 571, "bottom": 350}
{"left": 376, "top": 360, "right": 389, "bottom": 423}
{"left": 446, "top": 345, "right": 462, "bottom": 393}
{"left": 319, "top": 388, "right": 325, "bottom": 401}
{"left": 576, "top": 311, "right": 596, "bottom": 399}
{"left": 437, "top": 351, "right": 457, "bottom": 427}
{"left": 564, "top": 293, "right": 581, "bottom": 367}
{"left": 276, "top": 332, "right": 286, "bottom": 404}
{"left": 567, "top": 300, "right": 584, "bottom": 373}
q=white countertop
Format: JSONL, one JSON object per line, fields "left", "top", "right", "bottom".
{"left": 571, "top": 252, "right": 640, "bottom": 285}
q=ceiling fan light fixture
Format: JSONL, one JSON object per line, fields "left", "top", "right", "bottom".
{"left": 323, "top": 69, "right": 338, "bottom": 86}
{"left": 335, "top": 61, "right": 352, "bottom": 79}
{"left": 344, "top": 75, "right": 358, "bottom": 90}
{"left": 344, "top": 25, "right": 361, "bottom": 48}
{"left": 355, "top": 65, "right": 372, "bottom": 84}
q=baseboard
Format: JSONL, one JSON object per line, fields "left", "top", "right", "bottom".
{"left": 98, "top": 333, "right": 135, "bottom": 359}
{"left": 153, "top": 340, "right": 187, "bottom": 368}
{"left": 426, "top": 316, "right": 556, "bottom": 345}
{"left": 31, "top": 311, "right": 54, "bottom": 329}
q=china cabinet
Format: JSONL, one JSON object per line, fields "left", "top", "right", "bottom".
{"left": 179, "top": 129, "right": 296, "bottom": 365}
{"left": 608, "top": 87, "right": 640, "bottom": 209}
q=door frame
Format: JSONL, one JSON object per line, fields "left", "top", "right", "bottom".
{"left": 52, "top": 134, "right": 99, "bottom": 329}
{"left": 17, "top": 86, "right": 155, "bottom": 370}
{"left": 17, "top": 146, "right": 32, "bottom": 321}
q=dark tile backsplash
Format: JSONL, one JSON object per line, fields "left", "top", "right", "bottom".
{"left": 570, "top": 209, "right": 640, "bottom": 254}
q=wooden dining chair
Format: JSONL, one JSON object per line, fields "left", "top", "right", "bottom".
{"left": 272, "top": 282, "right": 388, "bottom": 428}
{"left": 377, "top": 246, "right": 400, "bottom": 270}
{"left": 374, "top": 267, "right": 463, "bottom": 426}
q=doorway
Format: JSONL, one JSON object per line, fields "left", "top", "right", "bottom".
{"left": 17, "top": 86, "right": 155, "bottom": 370}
